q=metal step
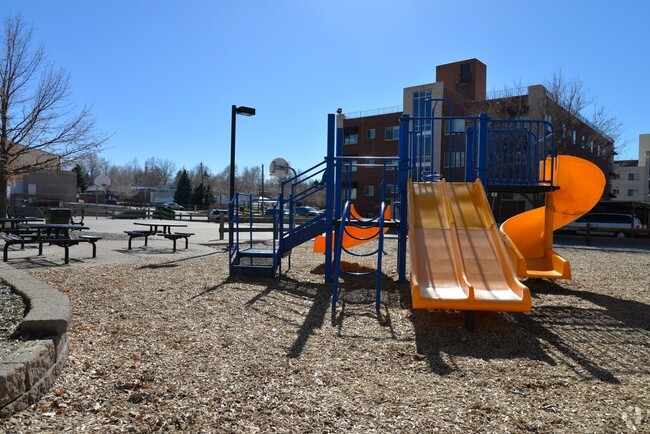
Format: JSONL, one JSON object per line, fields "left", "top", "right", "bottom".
{"left": 232, "top": 248, "right": 278, "bottom": 278}
{"left": 231, "top": 263, "right": 276, "bottom": 278}
{"left": 237, "top": 247, "right": 277, "bottom": 258}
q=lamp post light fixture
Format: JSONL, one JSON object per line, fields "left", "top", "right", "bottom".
{"left": 229, "top": 105, "right": 256, "bottom": 256}
{"left": 230, "top": 105, "right": 256, "bottom": 203}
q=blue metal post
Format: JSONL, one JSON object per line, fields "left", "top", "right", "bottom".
{"left": 335, "top": 126, "right": 343, "bottom": 220}
{"left": 397, "top": 114, "right": 410, "bottom": 283}
{"left": 465, "top": 126, "right": 476, "bottom": 182}
{"left": 324, "top": 114, "right": 335, "bottom": 283}
{"left": 477, "top": 113, "right": 489, "bottom": 184}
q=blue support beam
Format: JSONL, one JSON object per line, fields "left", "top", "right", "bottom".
{"left": 397, "top": 114, "right": 410, "bottom": 283}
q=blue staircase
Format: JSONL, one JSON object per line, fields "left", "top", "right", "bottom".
{"left": 229, "top": 161, "right": 329, "bottom": 278}
{"left": 231, "top": 246, "right": 279, "bottom": 278}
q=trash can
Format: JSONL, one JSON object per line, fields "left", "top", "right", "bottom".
{"left": 46, "top": 208, "right": 72, "bottom": 224}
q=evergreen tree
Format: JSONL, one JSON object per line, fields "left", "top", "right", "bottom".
{"left": 191, "top": 183, "right": 205, "bottom": 206}
{"left": 73, "top": 164, "right": 88, "bottom": 193}
{"left": 191, "top": 183, "right": 214, "bottom": 207}
{"left": 174, "top": 169, "right": 192, "bottom": 205}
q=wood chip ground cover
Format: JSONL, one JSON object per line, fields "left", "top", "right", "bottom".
{"left": 1, "top": 241, "right": 649, "bottom": 433}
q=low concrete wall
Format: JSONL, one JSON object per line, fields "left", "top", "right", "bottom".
{"left": 0, "top": 262, "right": 71, "bottom": 418}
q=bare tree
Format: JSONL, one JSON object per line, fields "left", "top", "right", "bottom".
{"left": 212, "top": 165, "right": 230, "bottom": 206}
{"left": 542, "top": 70, "right": 622, "bottom": 158}
{"left": 188, "top": 162, "right": 211, "bottom": 188}
{"left": 240, "top": 166, "right": 261, "bottom": 196}
{"left": 107, "top": 159, "right": 138, "bottom": 199}
{"left": 138, "top": 157, "right": 176, "bottom": 187}
{"left": 0, "top": 14, "right": 107, "bottom": 215}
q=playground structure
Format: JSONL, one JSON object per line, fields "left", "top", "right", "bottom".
{"left": 228, "top": 108, "right": 605, "bottom": 322}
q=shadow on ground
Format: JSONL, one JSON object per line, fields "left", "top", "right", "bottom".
{"left": 400, "top": 278, "right": 648, "bottom": 382}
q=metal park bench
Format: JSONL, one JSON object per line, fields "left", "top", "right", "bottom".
{"left": 3, "top": 233, "right": 102, "bottom": 264}
{"left": 124, "top": 230, "right": 154, "bottom": 249}
{"left": 157, "top": 232, "right": 194, "bottom": 252}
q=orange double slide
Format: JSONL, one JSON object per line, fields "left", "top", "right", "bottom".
{"left": 408, "top": 179, "right": 531, "bottom": 312}
{"left": 500, "top": 155, "right": 605, "bottom": 279}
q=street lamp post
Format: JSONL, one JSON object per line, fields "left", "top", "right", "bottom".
{"left": 229, "top": 105, "right": 256, "bottom": 255}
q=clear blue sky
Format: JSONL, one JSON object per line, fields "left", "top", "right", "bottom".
{"left": 6, "top": 0, "right": 649, "bottom": 175}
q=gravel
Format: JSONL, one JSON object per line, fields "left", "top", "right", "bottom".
{"left": 0, "top": 284, "right": 26, "bottom": 360}
{"left": 1, "top": 240, "right": 649, "bottom": 433}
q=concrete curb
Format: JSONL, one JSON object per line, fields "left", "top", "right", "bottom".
{"left": 0, "top": 261, "right": 71, "bottom": 418}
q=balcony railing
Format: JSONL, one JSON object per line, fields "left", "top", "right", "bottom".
{"left": 344, "top": 105, "right": 403, "bottom": 119}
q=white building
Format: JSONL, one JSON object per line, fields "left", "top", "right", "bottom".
{"left": 611, "top": 134, "right": 650, "bottom": 203}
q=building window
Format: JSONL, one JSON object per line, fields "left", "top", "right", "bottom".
{"left": 385, "top": 126, "right": 399, "bottom": 141}
{"left": 443, "top": 151, "right": 465, "bottom": 168}
{"left": 366, "top": 129, "right": 375, "bottom": 139}
{"left": 349, "top": 188, "right": 357, "bottom": 200}
{"left": 612, "top": 188, "right": 620, "bottom": 195}
{"left": 365, "top": 186, "right": 374, "bottom": 197}
{"left": 628, "top": 173, "right": 639, "bottom": 181}
{"left": 459, "top": 63, "right": 471, "bottom": 85}
{"left": 444, "top": 119, "right": 466, "bottom": 135}
{"left": 628, "top": 189, "right": 639, "bottom": 197}
{"left": 344, "top": 128, "right": 358, "bottom": 145}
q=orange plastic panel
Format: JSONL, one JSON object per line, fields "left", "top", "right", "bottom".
{"left": 313, "top": 204, "right": 391, "bottom": 253}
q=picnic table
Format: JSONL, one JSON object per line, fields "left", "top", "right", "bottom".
{"left": 127, "top": 221, "right": 193, "bottom": 252}
{"left": 133, "top": 221, "right": 188, "bottom": 234}
{"left": 0, "top": 217, "right": 44, "bottom": 233}
{"left": 3, "top": 223, "right": 101, "bottom": 264}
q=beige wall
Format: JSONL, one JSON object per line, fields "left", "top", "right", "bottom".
{"left": 611, "top": 134, "right": 650, "bottom": 203}
{"left": 639, "top": 134, "right": 650, "bottom": 167}
{"left": 403, "top": 81, "right": 444, "bottom": 173}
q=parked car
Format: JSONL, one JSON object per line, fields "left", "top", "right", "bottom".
{"left": 295, "top": 206, "right": 321, "bottom": 216}
{"left": 570, "top": 213, "right": 643, "bottom": 238}
{"left": 265, "top": 207, "right": 289, "bottom": 216}
{"left": 163, "top": 202, "right": 184, "bottom": 210}
{"left": 208, "top": 209, "right": 228, "bottom": 222}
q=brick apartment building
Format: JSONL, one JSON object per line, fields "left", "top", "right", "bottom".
{"left": 340, "top": 58, "right": 615, "bottom": 220}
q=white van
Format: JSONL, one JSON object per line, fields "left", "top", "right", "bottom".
{"left": 571, "top": 213, "right": 642, "bottom": 238}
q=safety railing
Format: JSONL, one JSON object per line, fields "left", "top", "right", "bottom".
{"left": 332, "top": 201, "right": 387, "bottom": 311}
{"left": 401, "top": 114, "right": 556, "bottom": 189}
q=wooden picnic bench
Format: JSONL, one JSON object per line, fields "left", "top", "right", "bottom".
{"left": 157, "top": 232, "right": 194, "bottom": 252}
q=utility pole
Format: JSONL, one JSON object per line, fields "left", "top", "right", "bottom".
{"left": 261, "top": 163, "right": 265, "bottom": 213}
{"left": 200, "top": 161, "right": 205, "bottom": 208}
